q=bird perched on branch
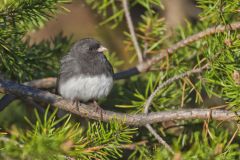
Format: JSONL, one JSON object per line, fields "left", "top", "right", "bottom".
{"left": 57, "top": 38, "right": 114, "bottom": 112}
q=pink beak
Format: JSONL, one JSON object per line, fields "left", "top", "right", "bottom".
{"left": 97, "top": 46, "right": 108, "bottom": 52}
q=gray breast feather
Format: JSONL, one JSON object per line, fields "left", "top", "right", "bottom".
{"left": 59, "top": 74, "right": 113, "bottom": 102}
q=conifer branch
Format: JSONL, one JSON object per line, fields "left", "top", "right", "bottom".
{"left": 136, "top": 21, "right": 240, "bottom": 73}
{"left": 0, "top": 79, "right": 239, "bottom": 126}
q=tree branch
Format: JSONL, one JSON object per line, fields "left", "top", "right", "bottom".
{"left": 0, "top": 77, "right": 56, "bottom": 111}
{"left": 122, "top": 0, "right": 143, "bottom": 63}
{"left": 0, "top": 79, "right": 239, "bottom": 126}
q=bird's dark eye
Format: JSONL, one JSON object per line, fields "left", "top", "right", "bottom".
{"left": 89, "top": 44, "right": 100, "bottom": 51}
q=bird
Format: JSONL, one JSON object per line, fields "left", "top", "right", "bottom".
{"left": 57, "top": 38, "right": 114, "bottom": 111}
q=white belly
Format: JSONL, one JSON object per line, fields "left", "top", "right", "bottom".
{"left": 59, "top": 74, "right": 113, "bottom": 102}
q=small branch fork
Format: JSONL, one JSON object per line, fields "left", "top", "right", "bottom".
{"left": 143, "top": 64, "right": 208, "bottom": 153}
{"left": 144, "top": 64, "right": 209, "bottom": 113}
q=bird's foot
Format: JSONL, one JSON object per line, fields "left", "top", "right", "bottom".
{"left": 93, "top": 100, "right": 104, "bottom": 120}
{"left": 72, "top": 99, "right": 81, "bottom": 111}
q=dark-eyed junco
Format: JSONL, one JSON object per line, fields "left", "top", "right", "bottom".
{"left": 57, "top": 38, "right": 113, "bottom": 109}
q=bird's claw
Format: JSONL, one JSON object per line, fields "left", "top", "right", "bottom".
{"left": 93, "top": 100, "right": 105, "bottom": 120}
{"left": 72, "top": 99, "right": 80, "bottom": 111}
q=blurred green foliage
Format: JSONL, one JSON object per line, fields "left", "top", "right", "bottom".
{"left": 0, "top": 0, "right": 72, "bottom": 81}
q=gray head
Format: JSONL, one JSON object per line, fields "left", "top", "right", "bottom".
{"left": 70, "top": 38, "right": 107, "bottom": 57}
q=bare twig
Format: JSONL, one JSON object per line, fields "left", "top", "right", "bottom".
{"left": 145, "top": 124, "right": 174, "bottom": 154}
{"left": 226, "top": 124, "right": 240, "bottom": 148}
{"left": 24, "top": 77, "right": 56, "bottom": 88}
{"left": 0, "top": 79, "right": 239, "bottom": 126}
{"left": 119, "top": 140, "right": 148, "bottom": 150}
{"left": 122, "top": 0, "right": 143, "bottom": 63}
{"left": 144, "top": 64, "right": 209, "bottom": 113}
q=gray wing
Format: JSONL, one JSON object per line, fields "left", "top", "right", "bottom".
{"left": 98, "top": 54, "right": 114, "bottom": 76}
{"left": 104, "top": 56, "right": 114, "bottom": 76}
{"left": 56, "top": 54, "right": 75, "bottom": 94}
